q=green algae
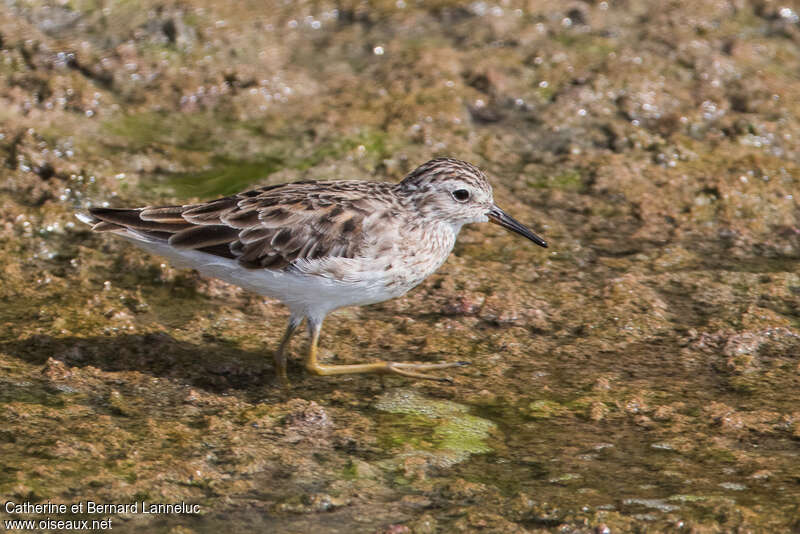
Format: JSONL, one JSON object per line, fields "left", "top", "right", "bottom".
{"left": 162, "top": 155, "right": 287, "bottom": 198}
{"left": 525, "top": 399, "right": 568, "bottom": 419}
{"left": 103, "top": 112, "right": 226, "bottom": 154}
{"left": 375, "top": 389, "right": 496, "bottom": 464}
{"left": 527, "top": 170, "right": 585, "bottom": 192}
{"left": 103, "top": 110, "right": 394, "bottom": 198}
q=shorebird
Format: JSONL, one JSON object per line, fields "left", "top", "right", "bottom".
{"left": 78, "top": 158, "right": 547, "bottom": 382}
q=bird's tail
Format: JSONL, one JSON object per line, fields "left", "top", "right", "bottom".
{"left": 76, "top": 207, "right": 191, "bottom": 243}
{"left": 76, "top": 207, "right": 239, "bottom": 262}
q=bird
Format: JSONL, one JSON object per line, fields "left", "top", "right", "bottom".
{"left": 77, "top": 158, "right": 547, "bottom": 383}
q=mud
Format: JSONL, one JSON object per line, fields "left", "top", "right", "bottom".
{"left": 1, "top": 0, "right": 799, "bottom": 532}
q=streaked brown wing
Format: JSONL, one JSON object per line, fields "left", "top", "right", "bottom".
{"left": 87, "top": 182, "right": 375, "bottom": 270}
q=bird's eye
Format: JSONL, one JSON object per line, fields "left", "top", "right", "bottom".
{"left": 452, "top": 189, "right": 470, "bottom": 202}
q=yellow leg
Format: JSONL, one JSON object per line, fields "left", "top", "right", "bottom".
{"left": 303, "top": 318, "right": 468, "bottom": 383}
{"left": 274, "top": 316, "right": 302, "bottom": 384}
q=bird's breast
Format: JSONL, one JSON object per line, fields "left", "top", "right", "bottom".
{"left": 381, "top": 222, "right": 457, "bottom": 294}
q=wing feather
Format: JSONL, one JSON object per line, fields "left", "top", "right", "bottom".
{"left": 182, "top": 198, "right": 238, "bottom": 224}
{"left": 89, "top": 208, "right": 193, "bottom": 232}
{"left": 169, "top": 225, "right": 241, "bottom": 248}
{"left": 140, "top": 205, "right": 198, "bottom": 223}
{"left": 84, "top": 181, "right": 398, "bottom": 273}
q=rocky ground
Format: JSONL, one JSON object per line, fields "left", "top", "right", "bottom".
{"left": 1, "top": 0, "right": 799, "bottom": 532}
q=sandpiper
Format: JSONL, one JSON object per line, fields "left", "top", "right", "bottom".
{"left": 78, "top": 158, "right": 547, "bottom": 382}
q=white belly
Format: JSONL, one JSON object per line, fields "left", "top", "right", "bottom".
{"left": 128, "top": 238, "right": 402, "bottom": 318}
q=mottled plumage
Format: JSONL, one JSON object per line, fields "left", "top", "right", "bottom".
{"left": 78, "top": 158, "right": 547, "bottom": 382}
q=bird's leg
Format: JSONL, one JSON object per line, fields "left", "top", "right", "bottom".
{"left": 274, "top": 315, "right": 302, "bottom": 384}
{"left": 303, "top": 317, "right": 469, "bottom": 382}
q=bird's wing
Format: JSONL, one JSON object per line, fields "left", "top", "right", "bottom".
{"left": 85, "top": 181, "right": 385, "bottom": 271}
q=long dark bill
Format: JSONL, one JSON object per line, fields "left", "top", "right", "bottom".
{"left": 487, "top": 205, "right": 548, "bottom": 248}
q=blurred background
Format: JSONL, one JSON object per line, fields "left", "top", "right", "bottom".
{"left": 1, "top": 0, "right": 799, "bottom": 532}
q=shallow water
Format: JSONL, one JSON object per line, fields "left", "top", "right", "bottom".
{"left": 1, "top": 0, "right": 800, "bottom": 532}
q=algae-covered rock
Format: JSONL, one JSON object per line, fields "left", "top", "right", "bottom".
{"left": 375, "top": 389, "right": 497, "bottom": 472}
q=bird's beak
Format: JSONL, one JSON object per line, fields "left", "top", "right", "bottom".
{"left": 487, "top": 205, "right": 548, "bottom": 248}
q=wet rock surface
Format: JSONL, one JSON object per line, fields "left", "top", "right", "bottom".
{"left": 1, "top": 0, "right": 799, "bottom": 532}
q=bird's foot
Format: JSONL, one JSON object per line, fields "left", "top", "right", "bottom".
{"left": 385, "top": 361, "right": 470, "bottom": 382}
{"left": 306, "top": 360, "right": 470, "bottom": 383}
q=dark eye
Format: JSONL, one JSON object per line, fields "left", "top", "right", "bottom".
{"left": 452, "top": 189, "right": 470, "bottom": 202}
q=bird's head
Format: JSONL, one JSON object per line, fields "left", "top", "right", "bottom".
{"left": 397, "top": 158, "right": 547, "bottom": 247}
